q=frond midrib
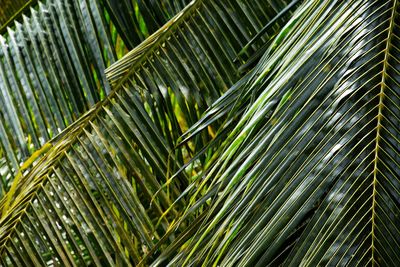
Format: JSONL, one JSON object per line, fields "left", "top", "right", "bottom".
{"left": 371, "top": 0, "right": 397, "bottom": 264}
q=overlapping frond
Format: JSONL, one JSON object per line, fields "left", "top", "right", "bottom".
{"left": 1, "top": 0, "right": 396, "bottom": 266}
{"left": 0, "top": 88, "right": 185, "bottom": 265}
{"left": 0, "top": 0, "right": 121, "bottom": 196}
{"left": 158, "top": 0, "right": 400, "bottom": 265}
{"left": 106, "top": 0, "right": 283, "bottom": 165}
{"left": 0, "top": 0, "right": 290, "bottom": 265}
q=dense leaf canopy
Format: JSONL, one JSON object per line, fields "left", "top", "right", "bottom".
{"left": 0, "top": 0, "right": 399, "bottom": 266}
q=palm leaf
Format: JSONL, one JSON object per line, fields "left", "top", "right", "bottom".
{"left": 105, "top": 0, "right": 285, "bottom": 169}
{"left": 156, "top": 0, "right": 400, "bottom": 266}
{"left": 0, "top": 0, "right": 274, "bottom": 197}
{"left": 0, "top": 0, "right": 288, "bottom": 265}
{"left": 0, "top": 0, "right": 125, "bottom": 196}
{"left": 0, "top": 0, "right": 192, "bottom": 196}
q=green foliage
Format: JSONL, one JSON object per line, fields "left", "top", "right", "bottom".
{"left": 1, "top": 0, "right": 399, "bottom": 266}
{"left": 0, "top": 0, "right": 288, "bottom": 265}
{"left": 0, "top": 0, "right": 121, "bottom": 196}
{"left": 0, "top": 0, "right": 198, "bottom": 197}
{"left": 160, "top": 1, "right": 400, "bottom": 265}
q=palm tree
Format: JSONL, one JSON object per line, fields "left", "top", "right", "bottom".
{"left": 0, "top": 0, "right": 399, "bottom": 266}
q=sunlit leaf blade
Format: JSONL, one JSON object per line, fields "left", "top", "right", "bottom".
{"left": 159, "top": 0, "right": 400, "bottom": 266}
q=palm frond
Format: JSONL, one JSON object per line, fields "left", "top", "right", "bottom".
{"left": 0, "top": 0, "right": 124, "bottom": 196}
{"left": 158, "top": 0, "right": 400, "bottom": 265}
{"left": 0, "top": 0, "right": 287, "bottom": 265}
{"left": 106, "top": 0, "right": 288, "bottom": 166}
{"left": 0, "top": 89, "right": 183, "bottom": 265}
